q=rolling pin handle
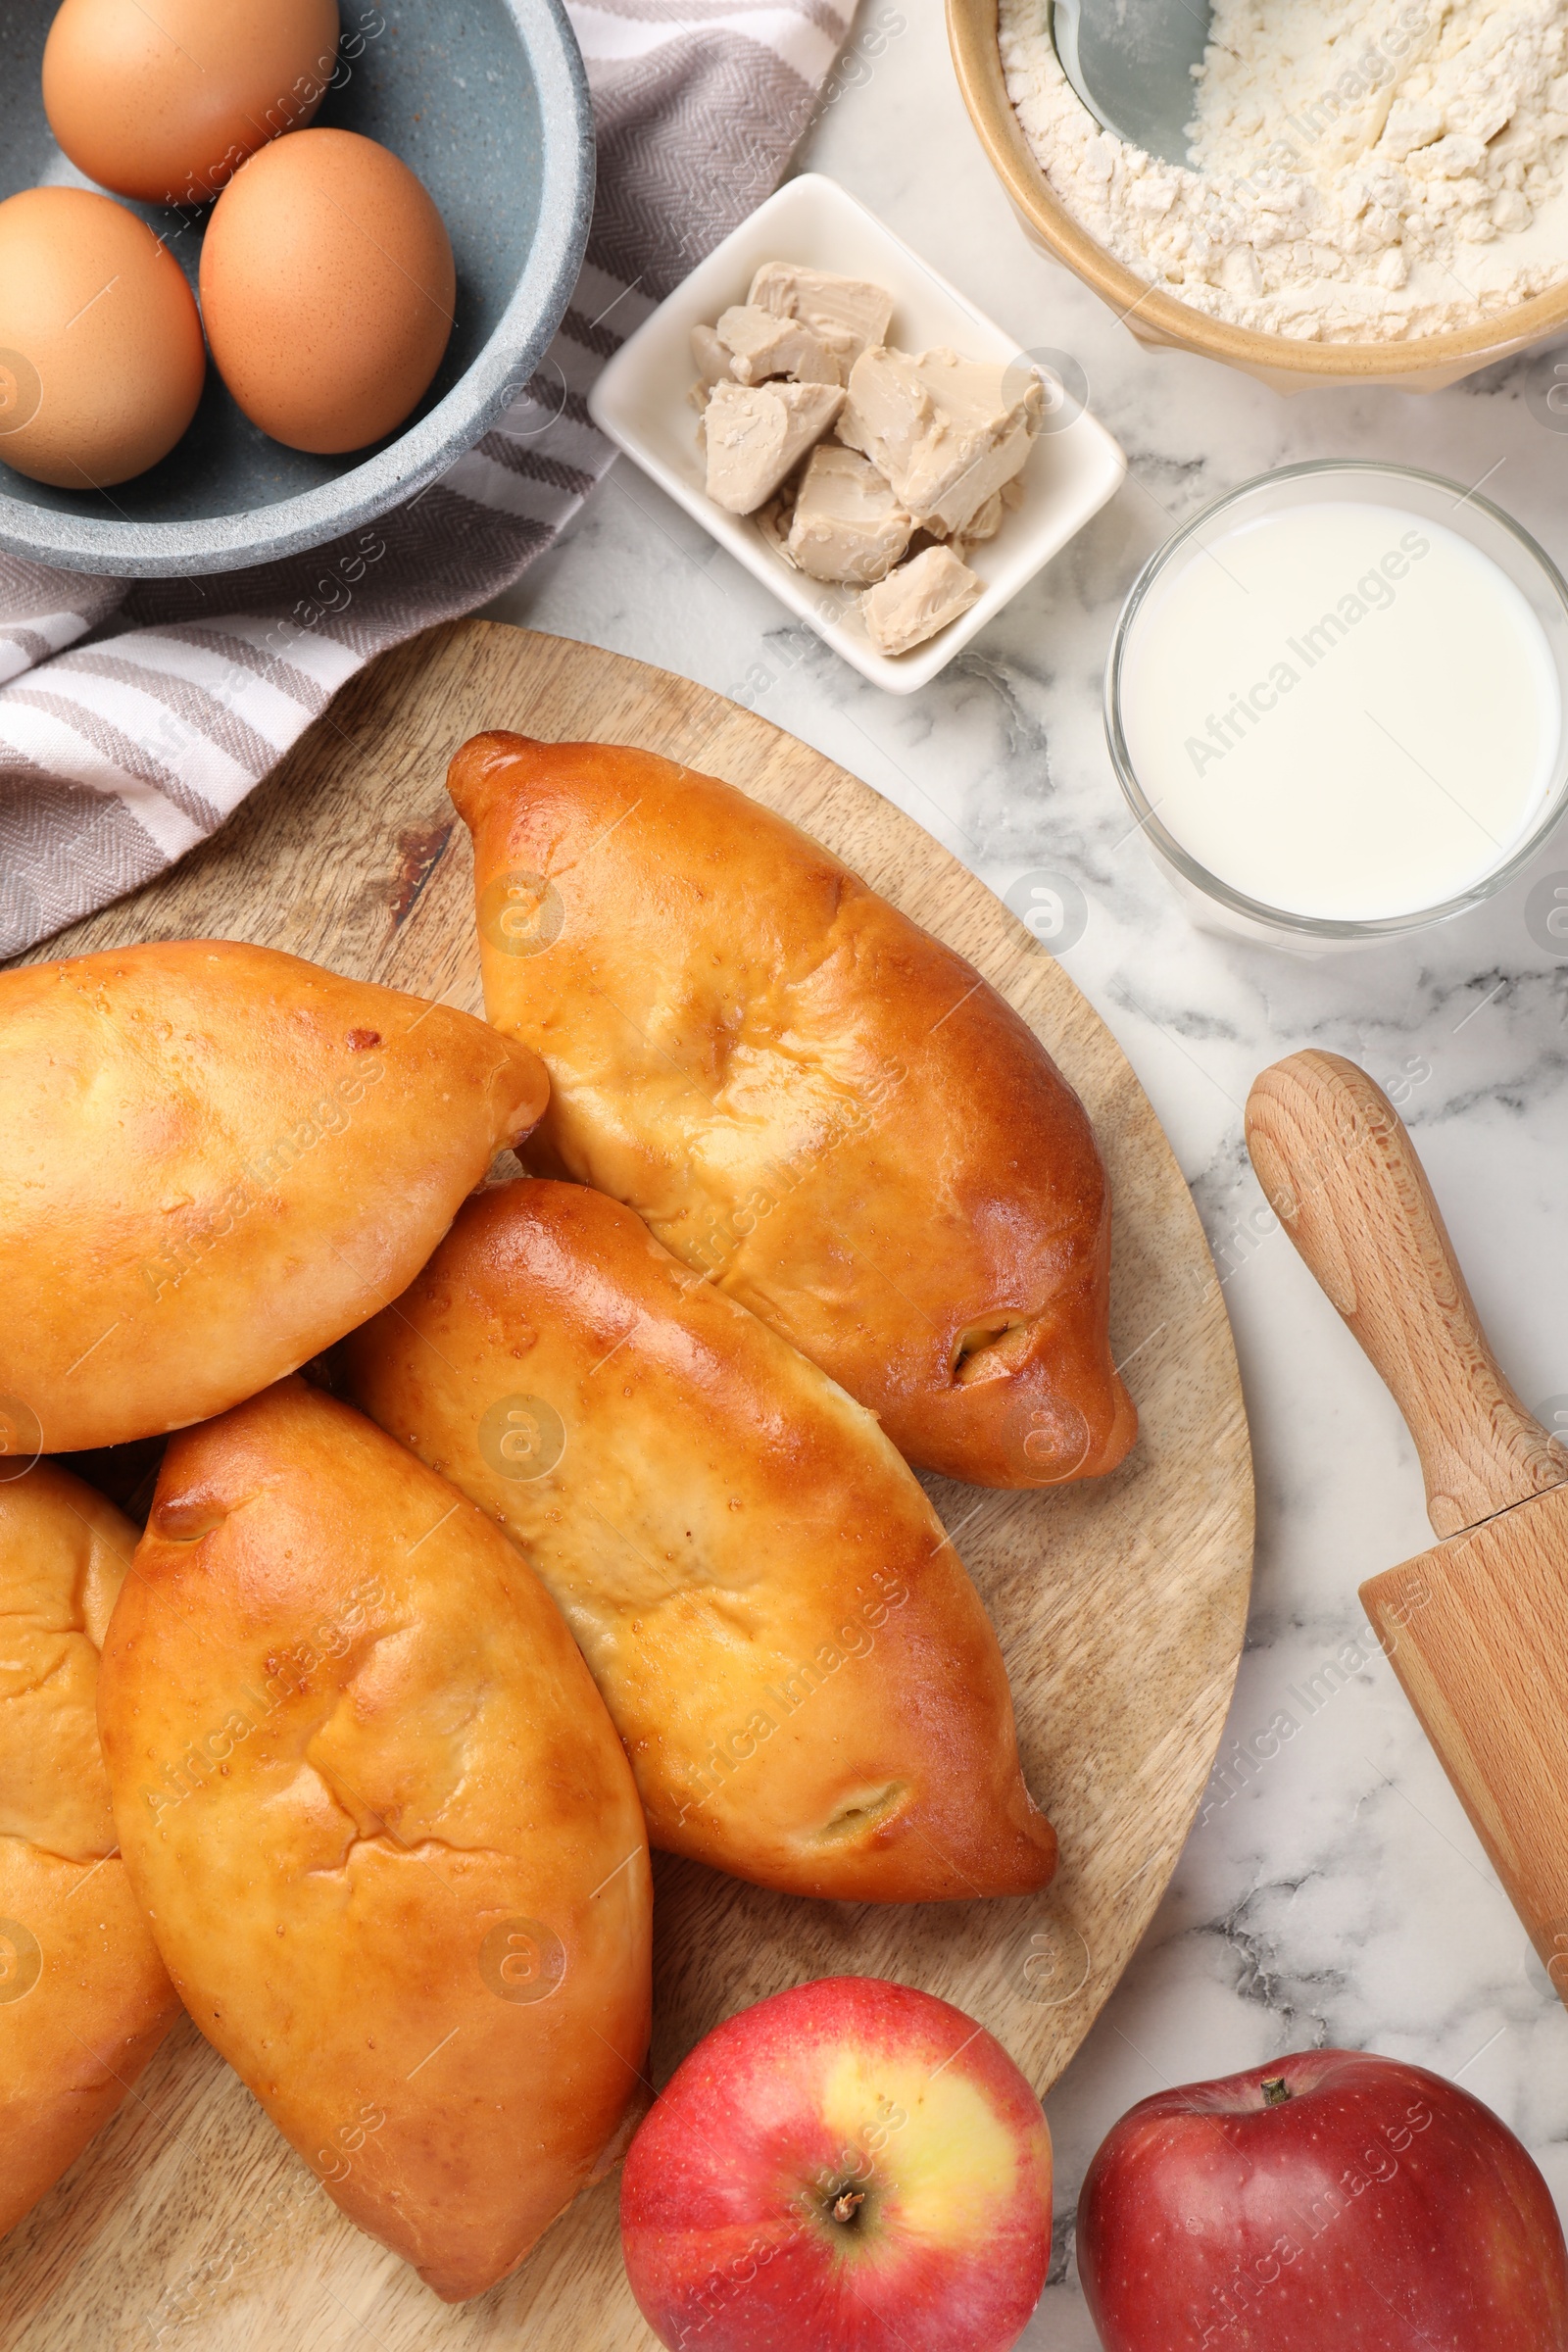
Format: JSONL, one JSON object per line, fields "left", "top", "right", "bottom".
{"left": 1245, "top": 1051, "right": 1565, "bottom": 1540}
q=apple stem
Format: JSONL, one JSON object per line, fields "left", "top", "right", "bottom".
{"left": 1261, "top": 2077, "right": 1291, "bottom": 2108}
{"left": 831, "top": 2189, "right": 866, "bottom": 2226}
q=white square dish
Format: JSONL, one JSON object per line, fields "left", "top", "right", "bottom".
{"left": 588, "top": 172, "right": 1128, "bottom": 695}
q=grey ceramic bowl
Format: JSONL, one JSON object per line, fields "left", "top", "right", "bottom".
{"left": 0, "top": 0, "right": 594, "bottom": 576}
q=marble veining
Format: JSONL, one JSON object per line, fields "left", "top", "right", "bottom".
{"left": 483, "top": 3, "right": 1568, "bottom": 2337}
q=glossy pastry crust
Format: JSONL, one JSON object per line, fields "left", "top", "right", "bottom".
{"left": 448, "top": 733, "right": 1135, "bottom": 1489}
{"left": 0, "top": 1462, "right": 180, "bottom": 2239}
{"left": 97, "top": 1379, "right": 652, "bottom": 2302}
{"left": 0, "top": 939, "right": 549, "bottom": 1454}
{"left": 344, "top": 1177, "right": 1057, "bottom": 1903}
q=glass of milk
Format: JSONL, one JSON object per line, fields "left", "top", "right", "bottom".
{"left": 1106, "top": 462, "right": 1568, "bottom": 947}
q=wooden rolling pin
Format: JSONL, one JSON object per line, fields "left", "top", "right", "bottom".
{"left": 1246, "top": 1051, "right": 1568, "bottom": 2000}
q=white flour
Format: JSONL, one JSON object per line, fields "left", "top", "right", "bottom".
{"left": 999, "top": 0, "right": 1568, "bottom": 339}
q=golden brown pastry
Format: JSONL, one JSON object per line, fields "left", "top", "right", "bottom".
{"left": 0, "top": 940, "right": 547, "bottom": 1454}
{"left": 0, "top": 1461, "right": 180, "bottom": 2237}
{"left": 448, "top": 733, "right": 1134, "bottom": 1490}
{"left": 343, "top": 1178, "right": 1057, "bottom": 1903}
{"left": 98, "top": 1377, "right": 651, "bottom": 2304}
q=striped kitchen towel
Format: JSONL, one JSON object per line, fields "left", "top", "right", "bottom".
{"left": 0, "top": 0, "right": 856, "bottom": 959}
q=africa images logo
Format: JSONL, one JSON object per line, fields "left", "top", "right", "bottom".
{"left": 479, "top": 1919, "right": 566, "bottom": 2003}
{"left": 477, "top": 870, "right": 564, "bottom": 958}
{"left": 0, "top": 351, "right": 41, "bottom": 437}
{"left": 1004, "top": 869, "right": 1089, "bottom": 954}
{"left": 478, "top": 1395, "right": 566, "bottom": 1482}
{"left": 1526, "top": 874, "right": 1568, "bottom": 958}
{"left": 0, "top": 1920, "right": 41, "bottom": 2005}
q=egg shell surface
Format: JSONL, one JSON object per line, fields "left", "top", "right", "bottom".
{"left": 42, "top": 0, "right": 342, "bottom": 206}
{"left": 200, "top": 127, "right": 457, "bottom": 456}
{"left": 0, "top": 187, "right": 206, "bottom": 487}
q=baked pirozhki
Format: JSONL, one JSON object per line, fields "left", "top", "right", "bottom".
{"left": 448, "top": 734, "right": 1135, "bottom": 1491}
{"left": 0, "top": 940, "right": 548, "bottom": 1453}
{"left": 0, "top": 1461, "right": 180, "bottom": 2238}
{"left": 343, "top": 1178, "right": 1057, "bottom": 1902}
{"left": 97, "top": 1378, "right": 652, "bottom": 2302}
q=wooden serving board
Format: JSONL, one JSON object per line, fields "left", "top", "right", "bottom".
{"left": 0, "top": 622, "right": 1253, "bottom": 2351}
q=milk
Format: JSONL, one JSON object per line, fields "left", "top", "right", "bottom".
{"left": 1115, "top": 500, "right": 1562, "bottom": 923}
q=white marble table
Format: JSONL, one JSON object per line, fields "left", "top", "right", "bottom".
{"left": 484, "top": 7, "right": 1568, "bottom": 2337}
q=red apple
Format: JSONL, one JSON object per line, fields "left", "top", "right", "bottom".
{"left": 619, "top": 1976, "right": 1053, "bottom": 2351}
{"left": 1077, "top": 2047, "right": 1568, "bottom": 2350}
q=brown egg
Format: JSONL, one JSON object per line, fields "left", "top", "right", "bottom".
{"left": 0, "top": 189, "right": 206, "bottom": 488}
{"left": 200, "top": 129, "right": 456, "bottom": 456}
{"left": 42, "top": 0, "right": 341, "bottom": 207}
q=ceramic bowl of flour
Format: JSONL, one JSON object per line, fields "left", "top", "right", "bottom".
{"left": 948, "top": 0, "right": 1568, "bottom": 392}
